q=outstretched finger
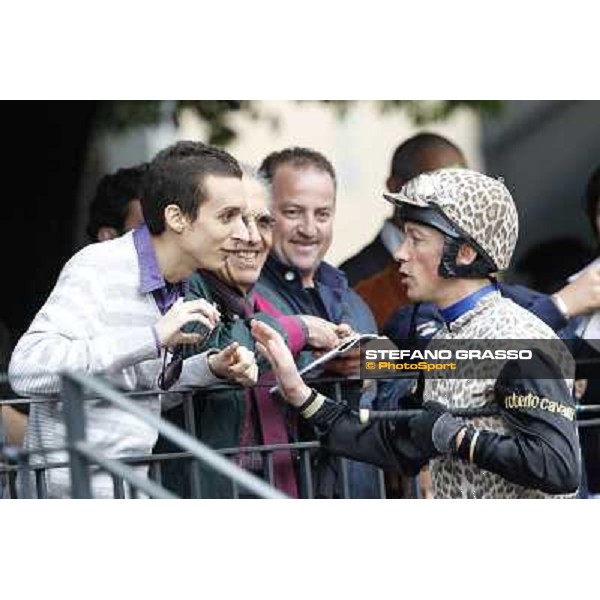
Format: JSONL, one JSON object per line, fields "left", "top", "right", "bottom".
{"left": 255, "top": 340, "right": 268, "bottom": 358}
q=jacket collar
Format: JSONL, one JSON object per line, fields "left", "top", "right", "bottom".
{"left": 447, "top": 289, "right": 501, "bottom": 333}
{"left": 132, "top": 225, "right": 189, "bottom": 296}
{"left": 264, "top": 253, "right": 349, "bottom": 291}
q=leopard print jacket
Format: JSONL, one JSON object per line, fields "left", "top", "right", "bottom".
{"left": 427, "top": 291, "right": 576, "bottom": 499}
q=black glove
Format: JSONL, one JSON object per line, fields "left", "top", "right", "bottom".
{"left": 409, "top": 401, "right": 466, "bottom": 458}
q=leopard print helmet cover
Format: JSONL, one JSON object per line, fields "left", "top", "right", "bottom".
{"left": 384, "top": 168, "right": 519, "bottom": 273}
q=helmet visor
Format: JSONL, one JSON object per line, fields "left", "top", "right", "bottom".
{"left": 396, "top": 203, "right": 461, "bottom": 239}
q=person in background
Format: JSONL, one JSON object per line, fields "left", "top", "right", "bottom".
{"left": 571, "top": 164, "right": 600, "bottom": 498}
{"left": 513, "top": 237, "right": 593, "bottom": 295}
{"left": 8, "top": 141, "right": 259, "bottom": 498}
{"left": 86, "top": 163, "right": 147, "bottom": 241}
{"left": 341, "top": 133, "right": 466, "bottom": 329}
{"left": 257, "top": 147, "right": 382, "bottom": 498}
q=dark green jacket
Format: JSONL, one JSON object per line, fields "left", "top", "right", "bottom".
{"left": 155, "top": 271, "right": 307, "bottom": 498}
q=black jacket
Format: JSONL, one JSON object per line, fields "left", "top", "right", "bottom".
{"left": 339, "top": 234, "right": 393, "bottom": 287}
{"left": 302, "top": 351, "right": 581, "bottom": 496}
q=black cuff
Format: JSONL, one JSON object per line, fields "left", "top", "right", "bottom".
{"left": 304, "top": 395, "right": 348, "bottom": 431}
{"left": 297, "top": 388, "right": 318, "bottom": 414}
{"left": 431, "top": 412, "right": 466, "bottom": 454}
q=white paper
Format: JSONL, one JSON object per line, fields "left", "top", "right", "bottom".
{"left": 269, "top": 333, "right": 384, "bottom": 394}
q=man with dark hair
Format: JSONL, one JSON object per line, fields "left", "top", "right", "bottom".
{"left": 9, "top": 141, "right": 259, "bottom": 498}
{"left": 340, "top": 133, "right": 466, "bottom": 288}
{"left": 86, "top": 164, "right": 148, "bottom": 241}
{"left": 152, "top": 139, "right": 210, "bottom": 162}
{"left": 256, "top": 147, "right": 382, "bottom": 498}
{"left": 259, "top": 146, "right": 338, "bottom": 187}
{"left": 141, "top": 143, "right": 245, "bottom": 235}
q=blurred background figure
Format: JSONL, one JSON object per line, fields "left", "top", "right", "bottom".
{"left": 570, "top": 164, "right": 600, "bottom": 499}
{"left": 514, "top": 237, "right": 594, "bottom": 294}
{"left": 258, "top": 147, "right": 382, "bottom": 498}
{"left": 584, "top": 165, "right": 600, "bottom": 250}
{"left": 340, "top": 133, "right": 467, "bottom": 328}
{"left": 86, "top": 163, "right": 147, "bottom": 241}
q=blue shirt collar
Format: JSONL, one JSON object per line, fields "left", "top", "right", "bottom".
{"left": 439, "top": 282, "right": 497, "bottom": 324}
{"left": 265, "top": 253, "right": 348, "bottom": 291}
{"left": 132, "top": 224, "right": 188, "bottom": 296}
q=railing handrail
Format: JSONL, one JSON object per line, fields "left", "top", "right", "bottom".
{"left": 4, "top": 389, "right": 600, "bottom": 415}
{"left": 0, "top": 371, "right": 375, "bottom": 402}
{"left": 60, "top": 370, "right": 288, "bottom": 500}
{"left": 0, "top": 441, "right": 323, "bottom": 474}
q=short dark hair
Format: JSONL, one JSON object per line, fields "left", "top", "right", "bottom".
{"left": 390, "top": 133, "right": 465, "bottom": 181}
{"left": 153, "top": 140, "right": 210, "bottom": 161}
{"left": 259, "top": 146, "right": 337, "bottom": 188}
{"left": 86, "top": 164, "right": 148, "bottom": 240}
{"left": 142, "top": 141, "right": 242, "bottom": 235}
{"left": 585, "top": 164, "right": 600, "bottom": 238}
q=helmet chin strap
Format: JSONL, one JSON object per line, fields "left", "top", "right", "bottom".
{"left": 438, "top": 237, "right": 497, "bottom": 279}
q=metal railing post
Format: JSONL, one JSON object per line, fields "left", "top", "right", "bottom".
{"left": 299, "top": 447, "right": 314, "bottom": 499}
{"left": 183, "top": 393, "right": 203, "bottom": 498}
{"left": 35, "top": 468, "right": 48, "bottom": 499}
{"left": 333, "top": 382, "right": 352, "bottom": 498}
{"left": 377, "top": 468, "right": 387, "bottom": 499}
{"left": 61, "top": 375, "right": 92, "bottom": 498}
{"left": 338, "top": 457, "right": 350, "bottom": 499}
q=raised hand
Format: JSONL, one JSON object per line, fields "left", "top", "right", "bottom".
{"left": 250, "top": 320, "right": 311, "bottom": 406}
{"left": 554, "top": 265, "right": 600, "bottom": 317}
